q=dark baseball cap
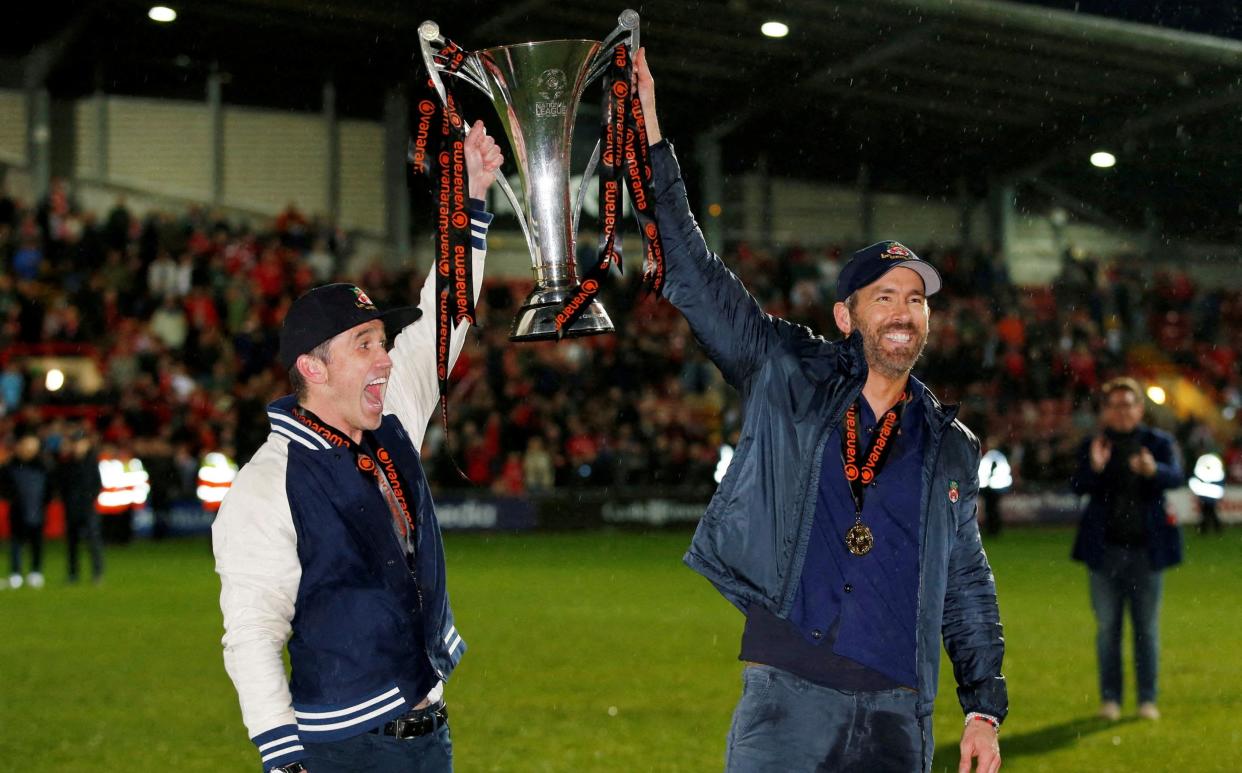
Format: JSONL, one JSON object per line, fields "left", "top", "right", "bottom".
{"left": 278, "top": 283, "right": 422, "bottom": 370}
{"left": 836, "top": 241, "right": 942, "bottom": 301}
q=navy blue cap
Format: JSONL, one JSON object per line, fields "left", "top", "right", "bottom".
{"left": 836, "top": 241, "right": 942, "bottom": 301}
{"left": 278, "top": 283, "right": 421, "bottom": 370}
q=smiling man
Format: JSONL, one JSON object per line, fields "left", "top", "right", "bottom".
{"left": 635, "top": 51, "right": 1006, "bottom": 773}
{"left": 213, "top": 124, "right": 502, "bottom": 773}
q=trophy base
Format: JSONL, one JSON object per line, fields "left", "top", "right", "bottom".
{"left": 509, "top": 285, "right": 614, "bottom": 342}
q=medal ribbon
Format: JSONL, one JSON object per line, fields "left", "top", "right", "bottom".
{"left": 292, "top": 408, "right": 417, "bottom": 553}
{"left": 554, "top": 43, "right": 666, "bottom": 336}
{"left": 840, "top": 393, "right": 907, "bottom": 519}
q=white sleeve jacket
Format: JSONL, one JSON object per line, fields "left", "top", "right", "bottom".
{"left": 213, "top": 205, "right": 492, "bottom": 771}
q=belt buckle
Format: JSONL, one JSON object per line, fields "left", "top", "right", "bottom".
{"left": 399, "top": 715, "right": 432, "bottom": 739}
{"left": 386, "top": 701, "right": 447, "bottom": 739}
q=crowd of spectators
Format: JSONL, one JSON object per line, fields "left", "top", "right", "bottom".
{"left": 1, "top": 175, "right": 1240, "bottom": 507}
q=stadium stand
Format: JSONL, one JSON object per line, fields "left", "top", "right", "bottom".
{"left": 0, "top": 179, "right": 1238, "bottom": 510}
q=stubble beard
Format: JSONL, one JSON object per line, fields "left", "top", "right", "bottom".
{"left": 855, "top": 315, "right": 927, "bottom": 380}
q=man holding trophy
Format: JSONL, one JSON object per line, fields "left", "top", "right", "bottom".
{"left": 213, "top": 124, "right": 503, "bottom": 773}
{"left": 635, "top": 51, "right": 1007, "bottom": 773}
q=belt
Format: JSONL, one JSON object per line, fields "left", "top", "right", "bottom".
{"left": 369, "top": 701, "right": 448, "bottom": 739}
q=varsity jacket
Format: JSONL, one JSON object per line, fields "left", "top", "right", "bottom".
{"left": 213, "top": 206, "right": 491, "bottom": 771}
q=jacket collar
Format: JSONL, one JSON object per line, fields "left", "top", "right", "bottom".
{"left": 914, "top": 376, "right": 960, "bottom": 432}
{"left": 266, "top": 394, "right": 342, "bottom": 452}
{"left": 804, "top": 329, "right": 868, "bottom": 384}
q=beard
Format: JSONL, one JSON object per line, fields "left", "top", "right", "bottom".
{"left": 853, "top": 314, "right": 928, "bottom": 379}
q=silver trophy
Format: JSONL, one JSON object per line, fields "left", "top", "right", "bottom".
{"left": 418, "top": 11, "right": 641, "bottom": 341}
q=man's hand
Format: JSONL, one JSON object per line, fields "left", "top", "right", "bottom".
{"left": 959, "top": 719, "right": 1001, "bottom": 773}
{"left": 635, "top": 47, "right": 662, "bottom": 144}
{"left": 1129, "top": 447, "right": 1157, "bottom": 478}
{"left": 465, "top": 120, "right": 504, "bottom": 201}
{"left": 1089, "top": 435, "right": 1111, "bottom": 473}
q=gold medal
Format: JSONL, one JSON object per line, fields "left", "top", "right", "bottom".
{"left": 845, "top": 523, "right": 874, "bottom": 556}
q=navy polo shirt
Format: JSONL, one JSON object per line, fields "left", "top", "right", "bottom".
{"left": 741, "top": 378, "right": 926, "bottom": 689}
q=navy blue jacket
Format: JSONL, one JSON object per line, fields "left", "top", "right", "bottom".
{"left": 1070, "top": 425, "right": 1184, "bottom": 570}
{"left": 650, "top": 141, "right": 1007, "bottom": 726}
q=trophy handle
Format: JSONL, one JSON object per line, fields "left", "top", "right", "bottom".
{"left": 418, "top": 21, "right": 491, "bottom": 100}
{"left": 417, "top": 21, "right": 540, "bottom": 266}
{"left": 572, "top": 10, "right": 640, "bottom": 243}
{"left": 571, "top": 139, "right": 601, "bottom": 240}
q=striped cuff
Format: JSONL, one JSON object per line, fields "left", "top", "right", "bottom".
{"left": 252, "top": 725, "right": 304, "bottom": 771}
{"left": 468, "top": 204, "right": 492, "bottom": 250}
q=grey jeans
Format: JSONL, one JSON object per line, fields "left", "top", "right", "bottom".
{"left": 725, "top": 664, "right": 930, "bottom": 773}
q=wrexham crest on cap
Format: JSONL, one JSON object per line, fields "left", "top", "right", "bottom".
{"left": 352, "top": 287, "right": 377, "bottom": 310}
{"left": 883, "top": 242, "right": 913, "bottom": 259}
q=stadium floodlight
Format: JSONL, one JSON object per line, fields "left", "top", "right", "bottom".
{"left": 1146, "top": 385, "right": 1166, "bottom": 405}
{"left": 1090, "top": 151, "right": 1116, "bottom": 168}
{"left": 148, "top": 6, "right": 177, "bottom": 23}
{"left": 761, "top": 21, "right": 789, "bottom": 38}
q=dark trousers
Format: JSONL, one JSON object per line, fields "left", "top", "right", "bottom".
{"left": 302, "top": 723, "right": 452, "bottom": 773}
{"left": 65, "top": 502, "right": 104, "bottom": 581}
{"left": 1198, "top": 498, "right": 1222, "bottom": 535}
{"left": 981, "top": 489, "right": 1002, "bottom": 537}
{"left": 1089, "top": 545, "right": 1163, "bottom": 704}
{"left": 8, "top": 516, "right": 44, "bottom": 576}
{"left": 725, "top": 664, "right": 929, "bottom": 773}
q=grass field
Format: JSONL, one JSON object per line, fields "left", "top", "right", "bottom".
{"left": 1, "top": 527, "right": 1239, "bottom": 772}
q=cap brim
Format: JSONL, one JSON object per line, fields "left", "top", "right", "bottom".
{"left": 887, "top": 260, "right": 942, "bottom": 296}
{"left": 380, "top": 306, "right": 423, "bottom": 340}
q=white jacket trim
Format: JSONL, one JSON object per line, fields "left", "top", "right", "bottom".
{"left": 294, "top": 686, "right": 403, "bottom": 719}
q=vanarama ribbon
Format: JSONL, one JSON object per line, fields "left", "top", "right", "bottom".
{"left": 293, "top": 407, "right": 419, "bottom": 560}
{"left": 840, "top": 394, "right": 907, "bottom": 556}
{"left": 415, "top": 40, "right": 475, "bottom": 401}
{"left": 554, "top": 43, "right": 666, "bottom": 336}
{"left": 415, "top": 40, "right": 476, "bottom": 480}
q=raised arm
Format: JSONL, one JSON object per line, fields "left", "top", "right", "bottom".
{"left": 385, "top": 122, "right": 503, "bottom": 449}
{"left": 636, "top": 49, "right": 793, "bottom": 391}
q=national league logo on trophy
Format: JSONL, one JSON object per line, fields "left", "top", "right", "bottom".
{"left": 414, "top": 9, "right": 665, "bottom": 364}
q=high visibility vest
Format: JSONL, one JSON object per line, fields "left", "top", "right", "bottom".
{"left": 96, "top": 456, "right": 150, "bottom": 514}
{"left": 197, "top": 451, "right": 238, "bottom": 511}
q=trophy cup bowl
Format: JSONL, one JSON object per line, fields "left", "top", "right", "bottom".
{"left": 478, "top": 40, "right": 614, "bottom": 341}
{"left": 420, "top": 13, "right": 642, "bottom": 342}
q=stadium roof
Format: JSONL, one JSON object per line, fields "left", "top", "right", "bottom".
{"left": 5, "top": 0, "right": 1242, "bottom": 241}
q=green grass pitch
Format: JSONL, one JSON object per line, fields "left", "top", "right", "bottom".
{"left": 1, "top": 527, "right": 1239, "bottom": 771}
